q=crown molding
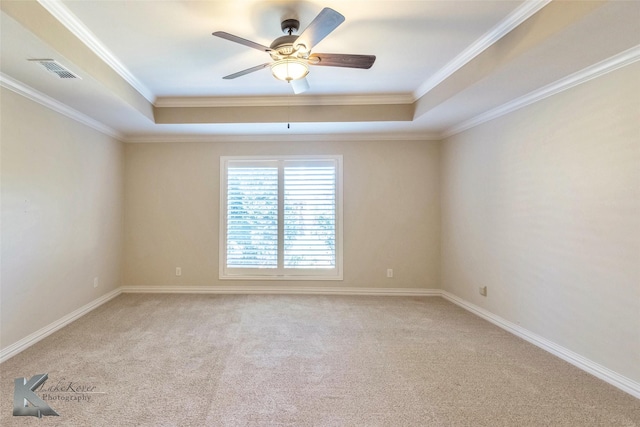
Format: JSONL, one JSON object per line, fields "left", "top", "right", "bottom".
{"left": 441, "top": 45, "right": 640, "bottom": 139}
{"left": 124, "top": 132, "right": 441, "bottom": 144}
{"left": 414, "top": 0, "right": 551, "bottom": 100}
{"left": 154, "top": 93, "right": 415, "bottom": 108}
{"left": 37, "top": 0, "right": 155, "bottom": 103}
{"left": 0, "top": 73, "right": 124, "bottom": 140}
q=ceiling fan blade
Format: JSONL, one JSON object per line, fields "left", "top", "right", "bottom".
{"left": 291, "top": 77, "right": 310, "bottom": 94}
{"left": 222, "top": 63, "right": 271, "bottom": 80}
{"left": 212, "top": 31, "right": 272, "bottom": 53}
{"left": 309, "top": 53, "right": 376, "bottom": 69}
{"left": 294, "top": 8, "right": 345, "bottom": 51}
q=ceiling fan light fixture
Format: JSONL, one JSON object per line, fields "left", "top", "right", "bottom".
{"left": 271, "top": 58, "right": 309, "bottom": 82}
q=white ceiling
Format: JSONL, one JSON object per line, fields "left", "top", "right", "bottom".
{"left": 60, "top": 0, "right": 521, "bottom": 98}
{"left": 1, "top": 0, "right": 639, "bottom": 141}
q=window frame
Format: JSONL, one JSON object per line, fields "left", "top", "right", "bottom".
{"left": 219, "top": 155, "right": 343, "bottom": 280}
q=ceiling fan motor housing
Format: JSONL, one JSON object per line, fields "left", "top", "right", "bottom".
{"left": 270, "top": 35, "right": 302, "bottom": 58}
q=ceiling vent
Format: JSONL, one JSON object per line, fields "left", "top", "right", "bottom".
{"left": 28, "top": 59, "right": 81, "bottom": 79}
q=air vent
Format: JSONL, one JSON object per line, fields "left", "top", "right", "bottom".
{"left": 28, "top": 59, "right": 81, "bottom": 79}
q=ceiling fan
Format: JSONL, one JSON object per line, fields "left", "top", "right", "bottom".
{"left": 212, "top": 7, "right": 376, "bottom": 94}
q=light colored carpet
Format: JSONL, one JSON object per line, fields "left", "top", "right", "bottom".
{"left": 1, "top": 294, "right": 638, "bottom": 426}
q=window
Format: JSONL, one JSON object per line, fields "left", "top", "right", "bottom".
{"left": 220, "top": 155, "right": 343, "bottom": 280}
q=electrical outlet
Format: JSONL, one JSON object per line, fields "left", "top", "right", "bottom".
{"left": 93, "top": 277, "right": 99, "bottom": 288}
{"left": 479, "top": 286, "right": 487, "bottom": 296}
{"left": 176, "top": 267, "right": 182, "bottom": 277}
{"left": 386, "top": 269, "right": 393, "bottom": 278}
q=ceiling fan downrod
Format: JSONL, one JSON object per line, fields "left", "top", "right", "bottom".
{"left": 281, "top": 19, "right": 300, "bottom": 36}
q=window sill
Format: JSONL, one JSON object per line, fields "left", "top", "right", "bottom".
{"left": 219, "top": 274, "right": 343, "bottom": 281}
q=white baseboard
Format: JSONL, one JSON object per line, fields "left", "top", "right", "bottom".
{"left": 440, "top": 290, "right": 640, "bottom": 399}
{"left": 120, "top": 285, "right": 440, "bottom": 297}
{"left": 0, "top": 288, "right": 122, "bottom": 363}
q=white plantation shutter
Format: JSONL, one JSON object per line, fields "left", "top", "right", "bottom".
{"left": 226, "top": 163, "right": 278, "bottom": 268}
{"left": 284, "top": 162, "right": 336, "bottom": 268}
{"left": 220, "top": 156, "right": 342, "bottom": 280}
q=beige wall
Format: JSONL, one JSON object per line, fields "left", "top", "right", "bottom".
{"left": 1, "top": 87, "right": 124, "bottom": 349}
{"left": 440, "top": 62, "right": 640, "bottom": 382}
{"left": 123, "top": 139, "right": 440, "bottom": 289}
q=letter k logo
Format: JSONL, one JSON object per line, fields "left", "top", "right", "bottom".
{"left": 13, "top": 374, "right": 59, "bottom": 417}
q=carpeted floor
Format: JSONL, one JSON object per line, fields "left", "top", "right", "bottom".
{"left": 1, "top": 294, "right": 639, "bottom": 426}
